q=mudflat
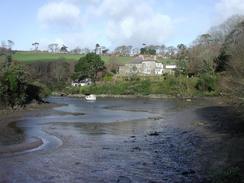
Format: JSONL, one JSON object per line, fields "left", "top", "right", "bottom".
{"left": 0, "top": 97, "right": 244, "bottom": 182}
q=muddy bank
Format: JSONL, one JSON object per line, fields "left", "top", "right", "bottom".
{"left": 0, "top": 102, "right": 58, "bottom": 128}
{"left": 57, "top": 93, "right": 175, "bottom": 99}
{"left": 196, "top": 106, "right": 244, "bottom": 135}
{"left": 0, "top": 138, "right": 43, "bottom": 154}
{"left": 0, "top": 102, "right": 59, "bottom": 154}
{"left": 196, "top": 105, "right": 244, "bottom": 177}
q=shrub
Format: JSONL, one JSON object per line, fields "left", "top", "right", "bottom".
{"left": 103, "top": 73, "right": 114, "bottom": 82}
{"left": 196, "top": 74, "right": 217, "bottom": 93}
{"left": 0, "top": 64, "right": 44, "bottom": 108}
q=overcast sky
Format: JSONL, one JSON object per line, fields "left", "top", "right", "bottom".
{"left": 0, "top": 0, "right": 244, "bottom": 50}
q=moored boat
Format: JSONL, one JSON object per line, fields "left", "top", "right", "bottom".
{"left": 85, "top": 94, "right": 96, "bottom": 101}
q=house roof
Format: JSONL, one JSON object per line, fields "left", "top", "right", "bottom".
{"left": 130, "top": 58, "right": 144, "bottom": 64}
{"left": 129, "top": 59, "right": 159, "bottom": 64}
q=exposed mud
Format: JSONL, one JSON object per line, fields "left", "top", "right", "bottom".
{"left": 0, "top": 97, "right": 243, "bottom": 183}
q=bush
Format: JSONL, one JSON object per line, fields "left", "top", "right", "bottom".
{"left": 77, "top": 76, "right": 200, "bottom": 97}
{"left": 0, "top": 64, "right": 44, "bottom": 108}
{"left": 196, "top": 74, "right": 218, "bottom": 93}
{"left": 103, "top": 73, "right": 114, "bottom": 82}
{"left": 31, "top": 81, "right": 51, "bottom": 97}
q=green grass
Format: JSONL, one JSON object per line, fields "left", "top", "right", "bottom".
{"left": 158, "top": 58, "right": 178, "bottom": 64}
{"left": 13, "top": 51, "right": 84, "bottom": 62}
{"left": 13, "top": 51, "right": 133, "bottom": 64}
{"left": 13, "top": 51, "right": 177, "bottom": 65}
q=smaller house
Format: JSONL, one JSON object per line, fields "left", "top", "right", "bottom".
{"left": 72, "top": 79, "right": 92, "bottom": 87}
{"left": 95, "top": 44, "right": 109, "bottom": 55}
{"left": 165, "top": 65, "right": 177, "bottom": 75}
{"left": 95, "top": 45, "right": 102, "bottom": 55}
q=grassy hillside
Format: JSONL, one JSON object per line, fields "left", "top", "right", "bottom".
{"left": 12, "top": 51, "right": 177, "bottom": 65}
{"left": 13, "top": 51, "right": 82, "bottom": 62}
{"left": 13, "top": 51, "right": 133, "bottom": 64}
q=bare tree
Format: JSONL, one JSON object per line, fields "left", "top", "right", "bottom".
{"left": 48, "top": 43, "right": 59, "bottom": 53}
{"left": 166, "top": 46, "right": 177, "bottom": 58}
{"left": 177, "top": 44, "right": 188, "bottom": 60}
{"left": 1, "top": 41, "right": 7, "bottom": 49}
{"left": 187, "top": 29, "right": 226, "bottom": 75}
{"left": 221, "top": 21, "right": 244, "bottom": 97}
{"left": 7, "top": 40, "right": 14, "bottom": 50}
{"left": 72, "top": 47, "right": 82, "bottom": 54}
{"left": 81, "top": 48, "right": 90, "bottom": 54}
{"left": 159, "top": 44, "right": 166, "bottom": 56}
{"left": 60, "top": 45, "right": 68, "bottom": 53}
{"left": 32, "top": 42, "right": 39, "bottom": 51}
{"left": 209, "top": 15, "right": 244, "bottom": 44}
{"left": 114, "top": 45, "right": 132, "bottom": 56}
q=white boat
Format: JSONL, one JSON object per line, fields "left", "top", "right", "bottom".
{"left": 85, "top": 94, "right": 96, "bottom": 101}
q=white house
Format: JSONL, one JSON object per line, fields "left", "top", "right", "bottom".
{"left": 119, "top": 60, "right": 165, "bottom": 76}
{"left": 155, "top": 63, "right": 164, "bottom": 75}
{"left": 95, "top": 46, "right": 102, "bottom": 55}
{"left": 118, "top": 56, "right": 176, "bottom": 76}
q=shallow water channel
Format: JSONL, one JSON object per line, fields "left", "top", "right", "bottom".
{"left": 0, "top": 97, "right": 230, "bottom": 182}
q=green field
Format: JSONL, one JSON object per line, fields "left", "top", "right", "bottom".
{"left": 12, "top": 51, "right": 177, "bottom": 65}
{"left": 13, "top": 51, "right": 134, "bottom": 64}
{"left": 13, "top": 51, "right": 82, "bottom": 62}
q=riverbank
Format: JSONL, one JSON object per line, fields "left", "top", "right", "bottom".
{"left": 64, "top": 93, "right": 175, "bottom": 99}
{"left": 0, "top": 102, "right": 58, "bottom": 154}
{"left": 62, "top": 75, "right": 219, "bottom": 98}
{"left": 54, "top": 92, "right": 221, "bottom": 100}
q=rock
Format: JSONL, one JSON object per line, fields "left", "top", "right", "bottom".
{"left": 116, "top": 176, "right": 132, "bottom": 183}
{"left": 130, "top": 146, "right": 142, "bottom": 152}
{"left": 148, "top": 116, "right": 163, "bottom": 120}
{"left": 148, "top": 131, "right": 160, "bottom": 136}
{"left": 181, "top": 169, "right": 196, "bottom": 176}
{"left": 142, "top": 162, "right": 147, "bottom": 166}
{"left": 181, "top": 131, "right": 188, "bottom": 134}
{"left": 48, "top": 176, "right": 55, "bottom": 180}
